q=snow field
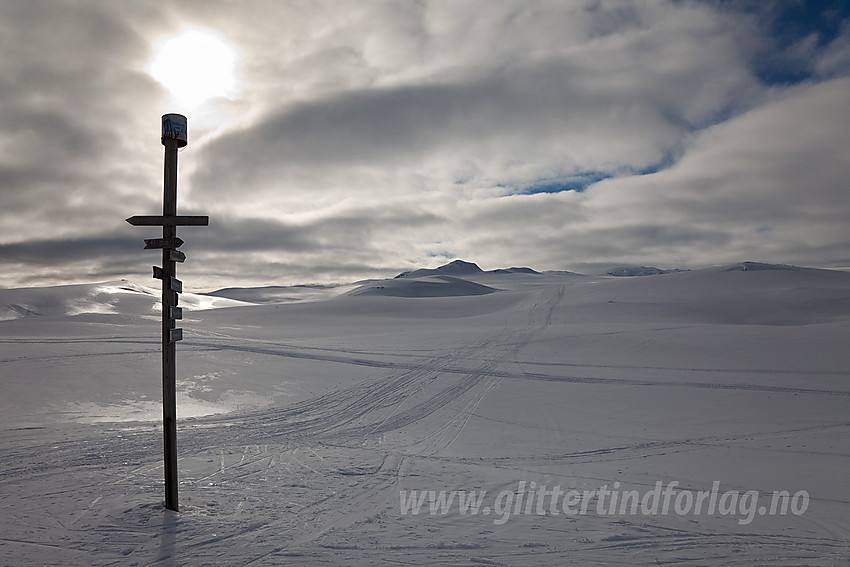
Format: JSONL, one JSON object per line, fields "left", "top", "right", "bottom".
{"left": 1, "top": 264, "right": 849, "bottom": 565}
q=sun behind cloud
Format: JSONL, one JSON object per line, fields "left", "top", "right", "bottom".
{"left": 149, "top": 27, "right": 240, "bottom": 111}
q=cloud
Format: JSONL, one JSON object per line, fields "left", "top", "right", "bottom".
{"left": 453, "top": 78, "right": 850, "bottom": 272}
{"left": 194, "top": 0, "right": 760, "bottom": 200}
{"left": 0, "top": 2, "right": 169, "bottom": 244}
{"left": 815, "top": 19, "right": 850, "bottom": 77}
{"left": 0, "top": 1, "right": 848, "bottom": 288}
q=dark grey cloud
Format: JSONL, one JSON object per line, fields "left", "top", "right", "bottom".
{"left": 0, "top": 236, "right": 139, "bottom": 266}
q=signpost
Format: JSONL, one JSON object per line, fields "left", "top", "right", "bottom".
{"left": 127, "top": 114, "right": 208, "bottom": 512}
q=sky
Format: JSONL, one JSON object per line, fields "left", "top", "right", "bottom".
{"left": 1, "top": 0, "right": 849, "bottom": 290}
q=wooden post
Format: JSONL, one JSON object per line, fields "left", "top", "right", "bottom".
{"left": 161, "top": 136, "right": 179, "bottom": 512}
{"left": 127, "top": 114, "right": 208, "bottom": 513}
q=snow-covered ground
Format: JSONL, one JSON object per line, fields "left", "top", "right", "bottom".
{"left": 1, "top": 262, "right": 849, "bottom": 565}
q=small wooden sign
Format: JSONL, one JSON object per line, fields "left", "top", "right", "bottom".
{"left": 144, "top": 237, "right": 184, "bottom": 249}
{"left": 169, "top": 277, "right": 182, "bottom": 293}
{"left": 170, "top": 306, "right": 183, "bottom": 320}
{"left": 169, "top": 328, "right": 183, "bottom": 343}
{"left": 169, "top": 249, "right": 186, "bottom": 263}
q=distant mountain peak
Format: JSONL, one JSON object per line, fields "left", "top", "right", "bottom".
{"left": 442, "top": 259, "right": 483, "bottom": 272}
{"left": 603, "top": 266, "right": 665, "bottom": 277}
{"left": 491, "top": 267, "right": 541, "bottom": 275}
{"left": 396, "top": 260, "right": 484, "bottom": 279}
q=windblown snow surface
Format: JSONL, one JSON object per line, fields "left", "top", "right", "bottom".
{"left": 1, "top": 263, "right": 849, "bottom": 565}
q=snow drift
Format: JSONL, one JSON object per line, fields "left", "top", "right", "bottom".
{"left": 349, "top": 275, "right": 498, "bottom": 298}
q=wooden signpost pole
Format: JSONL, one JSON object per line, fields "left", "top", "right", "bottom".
{"left": 161, "top": 135, "right": 180, "bottom": 512}
{"left": 127, "top": 114, "right": 208, "bottom": 512}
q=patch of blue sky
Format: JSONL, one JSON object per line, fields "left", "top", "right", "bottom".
{"left": 512, "top": 155, "right": 678, "bottom": 196}
{"left": 503, "top": 2, "right": 850, "bottom": 199}
{"left": 717, "top": 0, "right": 850, "bottom": 86}
{"left": 769, "top": 0, "right": 848, "bottom": 48}
{"left": 516, "top": 171, "right": 612, "bottom": 195}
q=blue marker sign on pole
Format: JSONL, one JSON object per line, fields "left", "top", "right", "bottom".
{"left": 161, "top": 114, "right": 188, "bottom": 148}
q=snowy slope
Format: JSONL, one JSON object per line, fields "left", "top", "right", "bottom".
{"left": 0, "top": 280, "right": 249, "bottom": 321}
{"left": 349, "top": 275, "right": 499, "bottom": 297}
{"left": 203, "top": 284, "right": 354, "bottom": 304}
{"left": 1, "top": 263, "right": 849, "bottom": 565}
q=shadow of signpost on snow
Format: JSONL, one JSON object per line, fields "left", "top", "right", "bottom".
{"left": 156, "top": 508, "right": 178, "bottom": 566}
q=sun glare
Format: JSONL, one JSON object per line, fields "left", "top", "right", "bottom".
{"left": 149, "top": 28, "right": 240, "bottom": 109}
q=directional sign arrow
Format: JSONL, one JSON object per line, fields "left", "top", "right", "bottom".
{"left": 144, "top": 237, "right": 184, "bottom": 249}
{"left": 169, "top": 249, "right": 186, "bottom": 263}
{"left": 127, "top": 215, "right": 209, "bottom": 226}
